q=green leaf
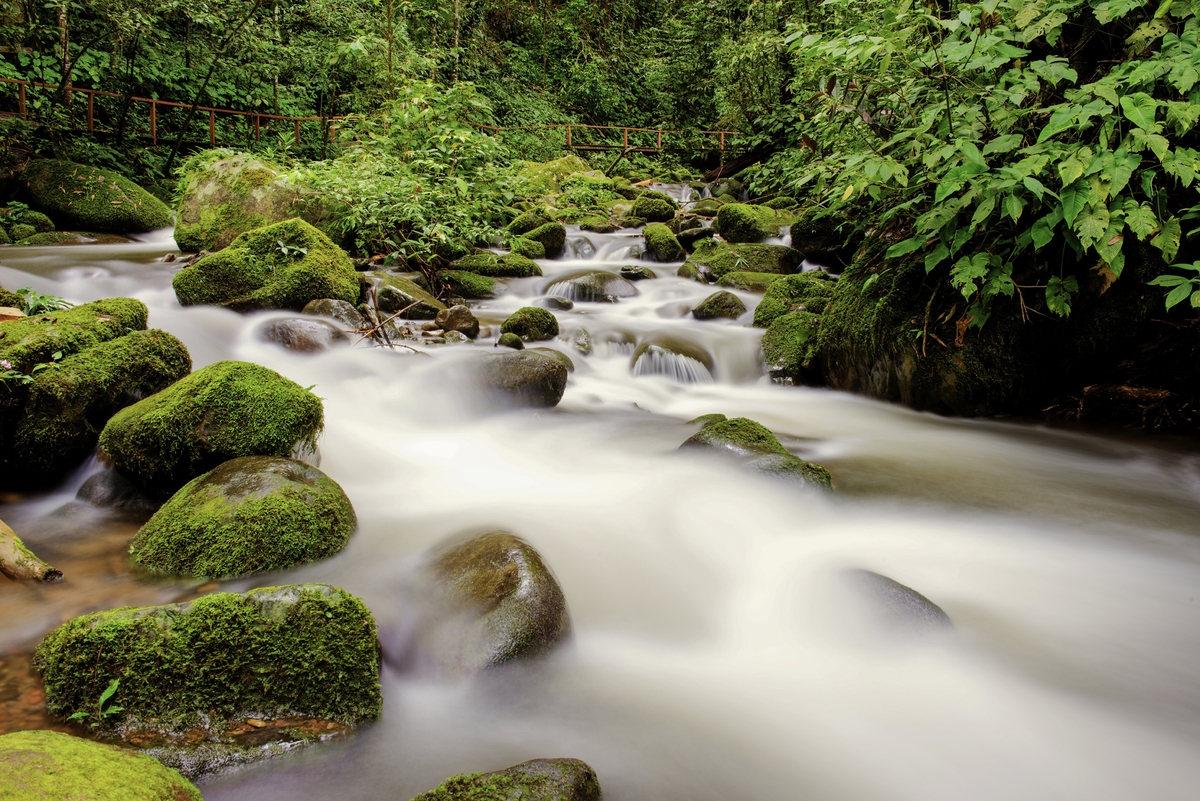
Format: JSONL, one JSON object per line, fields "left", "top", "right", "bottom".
{"left": 1004, "top": 193, "right": 1026, "bottom": 221}
{"left": 1031, "top": 212, "right": 1060, "bottom": 249}
{"left": 1151, "top": 217, "right": 1183, "bottom": 262}
{"left": 1164, "top": 281, "right": 1193, "bottom": 309}
{"left": 925, "top": 243, "right": 950, "bottom": 273}
{"left": 1076, "top": 205, "right": 1111, "bottom": 247}
{"left": 1120, "top": 93, "right": 1160, "bottom": 130}
{"left": 1046, "top": 276, "right": 1079, "bottom": 316}
{"left": 984, "top": 135, "right": 1023, "bottom": 156}
{"left": 1126, "top": 202, "right": 1158, "bottom": 237}
{"left": 885, "top": 237, "right": 925, "bottom": 258}
{"left": 98, "top": 678, "right": 119, "bottom": 708}
{"left": 1149, "top": 275, "right": 1189, "bottom": 287}
{"left": 1061, "top": 184, "right": 1088, "bottom": 227}
{"left": 971, "top": 194, "right": 997, "bottom": 229}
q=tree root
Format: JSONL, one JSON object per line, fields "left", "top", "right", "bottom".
{"left": 1, "top": 519, "right": 63, "bottom": 583}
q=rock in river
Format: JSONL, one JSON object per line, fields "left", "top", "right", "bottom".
{"left": 681, "top": 416, "right": 831, "bottom": 489}
{"left": 469, "top": 350, "right": 568, "bottom": 408}
{"left": 413, "top": 758, "right": 600, "bottom": 801}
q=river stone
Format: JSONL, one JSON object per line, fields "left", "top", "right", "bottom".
{"left": 413, "top": 758, "right": 600, "bottom": 801}
{"left": 258, "top": 318, "right": 350, "bottom": 352}
{"left": 544, "top": 270, "right": 638, "bottom": 303}
{"left": 536, "top": 295, "right": 575, "bottom": 310}
{"left": 570, "top": 329, "right": 594, "bottom": 356}
{"left": 843, "top": 570, "right": 953, "bottom": 638}
{"left": 789, "top": 206, "right": 860, "bottom": 265}
{"left": 680, "top": 416, "right": 831, "bottom": 489}
{"left": 21, "top": 159, "right": 172, "bottom": 234}
{"left": 508, "top": 235, "right": 545, "bottom": 259}
{"left": 506, "top": 210, "right": 551, "bottom": 236}
{"left": 676, "top": 262, "right": 708, "bottom": 283}
{"left": 436, "top": 305, "right": 480, "bottom": 339}
{"left": 714, "top": 202, "right": 792, "bottom": 243}
{"left": 753, "top": 271, "right": 838, "bottom": 328}
{"left": 174, "top": 150, "right": 339, "bottom": 252}
{"left": 620, "top": 265, "right": 657, "bottom": 281}
{"left": 762, "top": 311, "right": 821, "bottom": 385}
{"left": 692, "top": 290, "right": 747, "bottom": 320}
{"left": 643, "top": 223, "right": 685, "bottom": 262}
{"left": 525, "top": 222, "right": 567, "bottom": 258}
{"left": 303, "top": 298, "right": 367, "bottom": 330}
{"left": 501, "top": 306, "right": 559, "bottom": 341}
{"left": 98, "top": 360, "right": 324, "bottom": 496}
{"left": 173, "top": 218, "right": 359, "bottom": 312}
{"left": 367, "top": 271, "right": 447, "bottom": 320}
{"left": 630, "top": 193, "right": 677, "bottom": 223}
{"left": 10, "top": 329, "right": 192, "bottom": 489}
{"left": 33, "top": 584, "right": 381, "bottom": 777}
{"left": 451, "top": 251, "right": 542, "bottom": 278}
{"left": 528, "top": 347, "right": 575, "bottom": 372}
{"left": 717, "top": 271, "right": 787, "bottom": 293}
{"left": 76, "top": 469, "right": 159, "bottom": 517}
{"left": 422, "top": 531, "right": 571, "bottom": 673}
{"left": 497, "top": 332, "right": 525, "bottom": 350}
{"left": 129, "top": 456, "right": 356, "bottom": 579}
{"left": 441, "top": 269, "right": 506, "bottom": 300}
{"left": 678, "top": 225, "right": 717, "bottom": 249}
{"left": 688, "top": 239, "right": 802, "bottom": 278}
{"left": 471, "top": 351, "right": 568, "bottom": 407}
{"left": 0, "top": 730, "right": 201, "bottom": 800}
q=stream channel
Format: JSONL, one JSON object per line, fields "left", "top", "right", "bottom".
{"left": 1, "top": 202, "right": 1200, "bottom": 800}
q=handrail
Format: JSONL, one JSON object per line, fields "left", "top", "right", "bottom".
{"left": 0, "top": 77, "right": 744, "bottom": 152}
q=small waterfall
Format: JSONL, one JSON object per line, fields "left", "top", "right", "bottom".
{"left": 631, "top": 344, "right": 714, "bottom": 384}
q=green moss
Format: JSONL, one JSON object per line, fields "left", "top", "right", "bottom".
{"left": 130, "top": 456, "right": 356, "bottom": 579}
{"left": 12, "top": 329, "right": 191, "bottom": 488}
{"left": 21, "top": 159, "right": 172, "bottom": 233}
{"left": 496, "top": 332, "right": 524, "bottom": 350}
{"left": 579, "top": 218, "right": 617, "bottom": 234}
{"left": 630, "top": 194, "right": 675, "bottom": 223}
{"left": 676, "top": 262, "right": 706, "bottom": 283}
{"left": 33, "top": 584, "right": 383, "bottom": 730}
{"left": 747, "top": 452, "right": 833, "bottom": 489}
{"left": 172, "top": 218, "right": 359, "bottom": 312}
{"left": 441, "top": 269, "right": 503, "bottom": 299}
{"left": 15, "top": 231, "right": 77, "bottom": 246}
{"left": 506, "top": 211, "right": 550, "bottom": 236}
{"left": 643, "top": 223, "right": 684, "bottom": 261}
{"left": 0, "top": 297, "right": 148, "bottom": 375}
{"left": 412, "top": 759, "right": 600, "bottom": 801}
{"left": 23, "top": 210, "right": 54, "bottom": 232}
{"left": 515, "top": 155, "right": 593, "bottom": 196}
{"left": 369, "top": 271, "right": 447, "bottom": 319}
{"left": 752, "top": 272, "right": 838, "bottom": 328}
{"left": 717, "top": 272, "right": 788, "bottom": 292}
{"left": 0, "top": 730, "right": 201, "bottom": 800}
{"left": 788, "top": 206, "right": 861, "bottom": 263}
{"left": 714, "top": 203, "right": 792, "bottom": 243}
{"left": 762, "top": 196, "right": 798, "bottom": 210}
{"left": 509, "top": 236, "right": 545, "bottom": 259}
{"left": 98, "top": 360, "right": 324, "bottom": 494}
{"left": 682, "top": 417, "right": 789, "bottom": 455}
{"left": 0, "top": 286, "right": 21, "bottom": 307}
{"left": 0, "top": 227, "right": 10, "bottom": 245}
{"left": 761, "top": 311, "right": 821, "bottom": 384}
{"left": 692, "top": 290, "right": 747, "bottom": 320}
{"left": 687, "top": 413, "right": 727, "bottom": 427}
{"left": 500, "top": 307, "right": 559, "bottom": 341}
{"left": 452, "top": 252, "right": 542, "bottom": 278}
{"left": 9, "top": 223, "right": 34, "bottom": 240}
{"left": 692, "top": 198, "right": 724, "bottom": 217}
{"left": 525, "top": 222, "right": 567, "bottom": 258}
{"left": 689, "top": 239, "right": 802, "bottom": 277}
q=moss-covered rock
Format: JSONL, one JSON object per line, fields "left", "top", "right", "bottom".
{"left": 680, "top": 416, "right": 831, "bottom": 489}
{"left": 630, "top": 194, "right": 676, "bottom": 223}
{"left": 98, "top": 360, "right": 324, "bottom": 495}
{"left": 0, "top": 297, "right": 148, "bottom": 375}
{"left": 10, "top": 222, "right": 34, "bottom": 241}
{"left": 692, "top": 198, "right": 725, "bottom": 217}
{"left": 496, "top": 332, "right": 524, "bottom": 350}
{"left": 687, "top": 412, "right": 727, "bottom": 427}
{"left": 500, "top": 306, "right": 559, "bottom": 341}
{"left": 130, "top": 456, "right": 355, "bottom": 579}
{"left": 14, "top": 231, "right": 80, "bottom": 246}
{"left": 20, "top": 159, "right": 172, "bottom": 233}
{"left": 173, "top": 218, "right": 358, "bottom": 312}
{"left": 368, "top": 271, "right": 447, "bottom": 319}
{"left": 0, "top": 730, "right": 201, "bottom": 800}
{"left": 676, "top": 262, "right": 708, "bottom": 283}
{"left": 620, "top": 265, "right": 657, "bottom": 281}
{"left": 579, "top": 218, "right": 618, "bottom": 234}
{"left": 0, "top": 227, "right": 11, "bottom": 245}
{"left": 544, "top": 270, "right": 638, "bottom": 303}
{"left": 752, "top": 271, "right": 838, "bottom": 328}
{"left": 470, "top": 351, "right": 567, "bottom": 407}
{"left": 23, "top": 210, "right": 54, "bottom": 232}
{"left": 711, "top": 177, "right": 744, "bottom": 197}
{"left": 452, "top": 251, "right": 543, "bottom": 278}
{"left": 525, "top": 221, "right": 567, "bottom": 258}
{"left": 509, "top": 235, "right": 546, "bottom": 259}
{"left": 692, "top": 290, "right": 747, "bottom": 321}
{"left": 34, "top": 584, "right": 382, "bottom": 735}
{"left": 507, "top": 211, "right": 551, "bottom": 236}
{"left": 413, "top": 759, "right": 600, "bottom": 801}
{"left": 714, "top": 203, "right": 791, "bottom": 243}
{"left": 174, "top": 150, "right": 337, "bottom": 252}
{"left": 12, "top": 329, "right": 191, "bottom": 488}
{"left": 762, "top": 196, "right": 798, "bottom": 210}
{"left": 440, "top": 269, "right": 505, "bottom": 299}
{"left": 515, "top": 155, "right": 593, "bottom": 195}
{"left": 687, "top": 239, "right": 802, "bottom": 280}
{"left": 789, "top": 206, "right": 861, "bottom": 267}
{"left": 416, "top": 531, "right": 571, "bottom": 673}
{"left": 717, "top": 271, "right": 788, "bottom": 292}
{"left": 762, "top": 311, "right": 821, "bottom": 385}
{"left": 643, "top": 222, "right": 685, "bottom": 262}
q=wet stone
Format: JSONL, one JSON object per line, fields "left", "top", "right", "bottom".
{"left": 258, "top": 318, "right": 351, "bottom": 352}
{"left": 537, "top": 296, "right": 575, "bottom": 311}
{"left": 435, "top": 305, "right": 480, "bottom": 339}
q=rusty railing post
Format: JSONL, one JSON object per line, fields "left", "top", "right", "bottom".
{"left": 209, "top": 110, "right": 216, "bottom": 145}
{"left": 18, "top": 82, "right": 25, "bottom": 117}
{"left": 294, "top": 119, "right": 300, "bottom": 145}
{"left": 656, "top": 130, "right": 661, "bottom": 150}
{"left": 623, "top": 127, "right": 628, "bottom": 148}
{"left": 150, "top": 100, "right": 156, "bottom": 144}
{"left": 567, "top": 125, "right": 571, "bottom": 148}
{"left": 720, "top": 131, "right": 725, "bottom": 151}
{"left": 87, "top": 91, "right": 94, "bottom": 132}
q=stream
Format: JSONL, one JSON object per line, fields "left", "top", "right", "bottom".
{"left": 2, "top": 211, "right": 1200, "bottom": 800}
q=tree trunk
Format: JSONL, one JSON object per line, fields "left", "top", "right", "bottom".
{"left": 0, "top": 521, "right": 62, "bottom": 583}
{"left": 58, "top": 2, "right": 71, "bottom": 105}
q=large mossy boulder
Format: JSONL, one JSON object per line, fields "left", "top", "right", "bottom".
{"left": 717, "top": 271, "right": 788, "bottom": 292}
{"left": 33, "top": 584, "right": 382, "bottom": 736}
{"left": 20, "top": 159, "right": 172, "bottom": 233}
{"left": 129, "top": 456, "right": 357, "bottom": 579}
{"left": 440, "top": 269, "right": 505, "bottom": 299}
{"left": 501, "top": 306, "right": 559, "bottom": 341}
{"left": 469, "top": 351, "right": 569, "bottom": 408}
{"left": 544, "top": 270, "right": 638, "bottom": 303}
{"left": 451, "top": 251, "right": 543, "bottom": 278}
{"left": 368, "top": 271, "right": 447, "bottom": 319}
{"left": 629, "top": 193, "right": 676, "bottom": 223}
{"left": 762, "top": 311, "right": 821, "bottom": 385}
{"left": 817, "top": 233, "right": 1156, "bottom": 416}
{"left": 13, "top": 329, "right": 192, "bottom": 487}
{"left": 752, "top": 271, "right": 838, "bottom": 328}
{"left": 421, "top": 531, "right": 571, "bottom": 673}
{"left": 0, "top": 730, "right": 202, "bottom": 800}
{"left": 643, "top": 222, "right": 685, "bottom": 261}
{"left": 98, "top": 360, "right": 324, "bottom": 495}
{"left": 692, "top": 290, "right": 746, "bottom": 320}
{"left": 714, "top": 202, "right": 791, "bottom": 243}
{"left": 680, "top": 416, "right": 831, "bottom": 489}
{"left": 173, "top": 218, "right": 359, "bottom": 312}
{"left": 174, "top": 150, "right": 337, "bottom": 252}
{"left": 525, "top": 221, "right": 567, "bottom": 258}
{"left": 515, "top": 155, "right": 593, "bottom": 195}
{"left": 789, "top": 206, "right": 861, "bottom": 267}
{"left": 686, "top": 239, "right": 801, "bottom": 279}
{"left": 413, "top": 758, "right": 600, "bottom": 801}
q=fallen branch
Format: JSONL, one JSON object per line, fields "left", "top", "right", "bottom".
{"left": 354, "top": 296, "right": 423, "bottom": 352}
{"left": 1, "top": 520, "right": 62, "bottom": 583}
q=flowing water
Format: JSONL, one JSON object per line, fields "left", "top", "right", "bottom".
{"left": 2, "top": 216, "right": 1200, "bottom": 800}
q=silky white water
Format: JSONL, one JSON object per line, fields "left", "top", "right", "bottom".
{"left": 1, "top": 223, "right": 1199, "bottom": 800}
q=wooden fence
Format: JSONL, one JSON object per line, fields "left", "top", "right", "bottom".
{"left": 0, "top": 78, "right": 742, "bottom": 155}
